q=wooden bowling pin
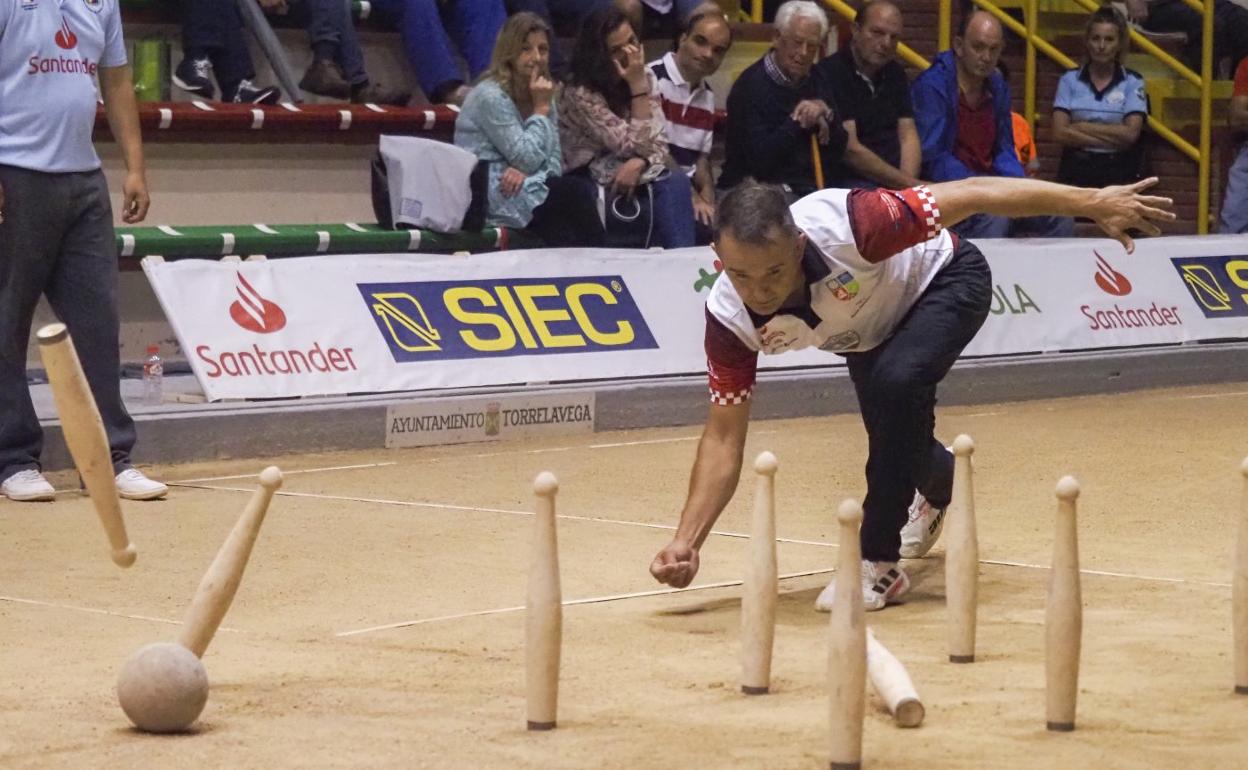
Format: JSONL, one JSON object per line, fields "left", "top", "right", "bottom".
{"left": 866, "top": 629, "right": 925, "bottom": 728}
{"left": 36, "top": 323, "right": 136, "bottom": 568}
{"left": 178, "top": 467, "right": 282, "bottom": 657}
{"left": 828, "top": 499, "right": 867, "bottom": 770}
{"left": 1046, "top": 476, "right": 1083, "bottom": 731}
{"left": 742, "top": 451, "right": 779, "bottom": 695}
{"left": 1234, "top": 458, "right": 1248, "bottom": 695}
{"left": 945, "top": 434, "right": 978, "bottom": 663}
{"left": 527, "top": 472, "right": 562, "bottom": 730}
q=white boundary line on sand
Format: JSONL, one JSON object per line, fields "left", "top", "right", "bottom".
{"left": 979, "top": 559, "right": 1231, "bottom": 588}
{"left": 178, "top": 484, "right": 1234, "bottom": 590}
{"left": 1165, "top": 390, "right": 1248, "bottom": 401}
{"left": 168, "top": 483, "right": 833, "bottom": 549}
{"left": 0, "top": 594, "right": 243, "bottom": 631}
{"left": 172, "top": 429, "right": 776, "bottom": 479}
{"left": 335, "top": 567, "right": 837, "bottom": 637}
{"left": 171, "top": 461, "right": 399, "bottom": 484}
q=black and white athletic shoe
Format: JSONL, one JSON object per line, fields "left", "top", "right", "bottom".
{"left": 815, "top": 560, "right": 911, "bottom": 612}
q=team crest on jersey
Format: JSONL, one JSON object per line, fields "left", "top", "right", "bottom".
{"left": 827, "top": 271, "right": 860, "bottom": 301}
{"left": 83, "top": 0, "right": 103, "bottom": 12}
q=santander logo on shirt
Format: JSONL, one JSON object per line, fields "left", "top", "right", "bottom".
{"left": 27, "top": 16, "right": 98, "bottom": 76}
{"left": 54, "top": 16, "right": 77, "bottom": 49}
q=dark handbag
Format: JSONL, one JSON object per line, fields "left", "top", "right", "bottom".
{"left": 600, "top": 184, "right": 655, "bottom": 249}
{"left": 370, "top": 152, "right": 490, "bottom": 231}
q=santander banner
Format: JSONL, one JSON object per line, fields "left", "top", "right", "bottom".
{"left": 143, "top": 235, "right": 1248, "bottom": 401}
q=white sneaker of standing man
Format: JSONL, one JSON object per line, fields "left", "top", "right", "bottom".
{"left": 115, "top": 468, "right": 168, "bottom": 501}
{"left": 1, "top": 469, "right": 57, "bottom": 502}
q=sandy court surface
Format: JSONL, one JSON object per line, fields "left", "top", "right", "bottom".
{"left": 2, "top": 382, "right": 1247, "bottom": 768}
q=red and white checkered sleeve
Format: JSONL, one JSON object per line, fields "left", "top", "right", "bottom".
{"left": 705, "top": 307, "right": 758, "bottom": 407}
{"left": 847, "top": 185, "right": 944, "bottom": 264}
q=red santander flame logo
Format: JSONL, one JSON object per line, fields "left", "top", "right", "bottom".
{"left": 1093, "top": 251, "right": 1132, "bottom": 297}
{"left": 54, "top": 17, "right": 77, "bottom": 50}
{"left": 229, "top": 272, "right": 287, "bottom": 333}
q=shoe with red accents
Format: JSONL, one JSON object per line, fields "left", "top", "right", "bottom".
{"left": 900, "top": 490, "right": 947, "bottom": 559}
{"left": 814, "top": 560, "right": 910, "bottom": 612}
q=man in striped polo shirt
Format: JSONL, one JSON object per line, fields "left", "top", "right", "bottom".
{"left": 0, "top": 0, "right": 166, "bottom": 502}
{"left": 648, "top": 8, "right": 731, "bottom": 242}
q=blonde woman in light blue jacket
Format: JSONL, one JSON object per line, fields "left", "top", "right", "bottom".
{"left": 455, "top": 12, "right": 604, "bottom": 246}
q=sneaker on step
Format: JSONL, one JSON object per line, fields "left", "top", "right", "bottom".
{"left": 2, "top": 469, "right": 56, "bottom": 502}
{"left": 116, "top": 468, "right": 168, "bottom": 501}
{"left": 228, "top": 79, "right": 281, "bottom": 105}
{"left": 899, "top": 491, "right": 947, "bottom": 559}
{"left": 815, "top": 560, "right": 910, "bottom": 612}
{"left": 173, "top": 57, "right": 215, "bottom": 99}
{"left": 299, "top": 59, "right": 351, "bottom": 99}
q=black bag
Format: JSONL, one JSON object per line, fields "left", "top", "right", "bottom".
{"left": 600, "top": 184, "right": 655, "bottom": 249}
{"left": 370, "top": 152, "right": 489, "bottom": 232}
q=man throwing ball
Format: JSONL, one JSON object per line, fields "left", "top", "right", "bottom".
{"left": 649, "top": 176, "right": 1173, "bottom": 610}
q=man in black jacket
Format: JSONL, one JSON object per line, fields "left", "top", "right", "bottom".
{"left": 719, "top": 0, "right": 846, "bottom": 199}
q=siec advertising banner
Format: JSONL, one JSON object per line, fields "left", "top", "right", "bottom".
{"left": 143, "top": 235, "right": 1248, "bottom": 402}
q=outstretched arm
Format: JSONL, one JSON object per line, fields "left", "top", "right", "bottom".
{"left": 931, "top": 176, "right": 1175, "bottom": 252}
{"left": 650, "top": 401, "right": 750, "bottom": 588}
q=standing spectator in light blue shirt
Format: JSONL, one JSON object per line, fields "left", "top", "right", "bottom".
{"left": 0, "top": 0, "right": 166, "bottom": 502}
{"left": 1052, "top": 6, "right": 1149, "bottom": 188}
{"left": 455, "top": 12, "right": 603, "bottom": 246}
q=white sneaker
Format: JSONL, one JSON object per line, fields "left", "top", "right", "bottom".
{"left": 899, "top": 491, "right": 947, "bottom": 559}
{"left": 815, "top": 560, "right": 910, "bottom": 612}
{"left": 1, "top": 469, "right": 56, "bottom": 502}
{"left": 115, "top": 468, "right": 168, "bottom": 501}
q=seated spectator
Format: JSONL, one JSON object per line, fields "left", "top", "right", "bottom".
{"left": 648, "top": 8, "right": 733, "bottom": 241}
{"left": 719, "top": 0, "right": 847, "bottom": 200}
{"left": 1124, "top": 0, "right": 1248, "bottom": 76}
{"left": 819, "top": 0, "right": 920, "bottom": 189}
{"left": 1052, "top": 7, "right": 1148, "bottom": 188}
{"left": 506, "top": 0, "right": 612, "bottom": 78}
{"left": 912, "top": 10, "right": 1073, "bottom": 238}
{"left": 1219, "top": 56, "right": 1248, "bottom": 233}
{"left": 455, "top": 13, "right": 604, "bottom": 247}
{"left": 258, "top": 0, "right": 410, "bottom": 104}
{"left": 371, "top": 0, "right": 506, "bottom": 105}
{"left": 173, "top": 0, "right": 281, "bottom": 103}
{"left": 559, "top": 6, "right": 696, "bottom": 248}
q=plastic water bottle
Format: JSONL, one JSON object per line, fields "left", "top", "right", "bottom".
{"left": 142, "top": 345, "right": 163, "bottom": 407}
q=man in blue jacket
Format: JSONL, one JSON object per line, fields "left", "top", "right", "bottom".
{"left": 912, "top": 10, "right": 1073, "bottom": 239}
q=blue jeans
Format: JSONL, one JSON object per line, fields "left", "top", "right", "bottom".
{"left": 952, "top": 212, "right": 1075, "bottom": 239}
{"left": 1220, "top": 142, "right": 1248, "bottom": 234}
{"left": 371, "top": 0, "right": 505, "bottom": 98}
{"left": 842, "top": 240, "right": 991, "bottom": 563}
{"left": 650, "top": 171, "right": 696, "bottom": 249}
{"left": 292, "top": 0, "right": 369, "bottom": 85}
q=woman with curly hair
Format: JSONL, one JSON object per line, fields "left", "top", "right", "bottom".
{"left": 559, "top": 5, "right": 696, "bottom": 248}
